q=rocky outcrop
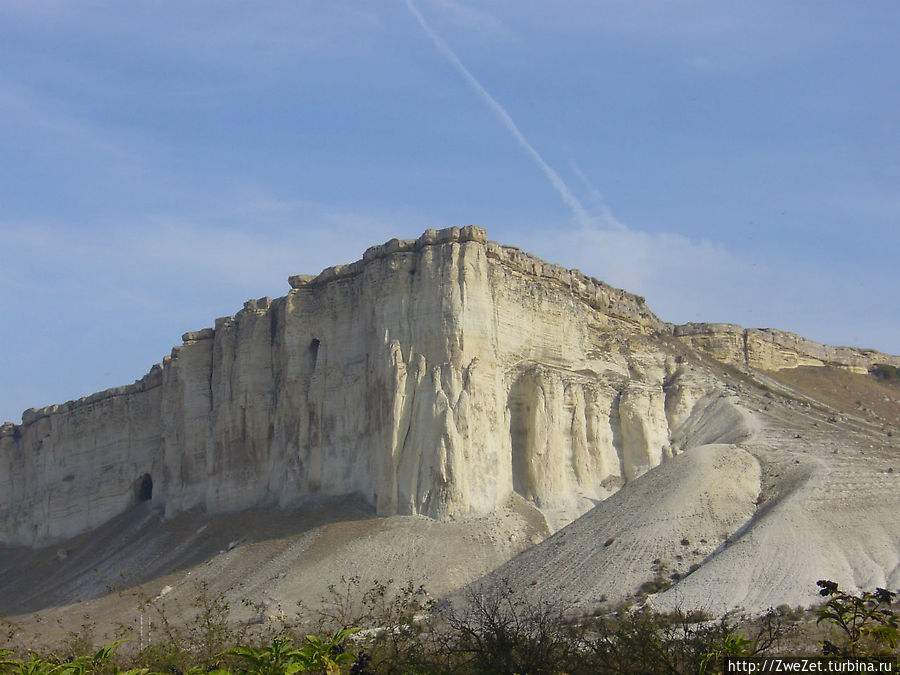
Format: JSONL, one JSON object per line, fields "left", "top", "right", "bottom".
{"left": 673, "top": 322, "right": 900, "bottom": 373}
{"left": 2, "top": 226, "right": 729, "bottom": 546}
{"left": 15, "top": 225, "right": 887, "bottom": 548}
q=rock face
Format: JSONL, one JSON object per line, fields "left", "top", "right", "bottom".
{"left": 673, "top": 323, "right": 900, "bottom": 373}
{"left": 1, "top": 226, "right": 735, "bottom": 545}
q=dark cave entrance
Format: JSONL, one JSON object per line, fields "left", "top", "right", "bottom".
{"left": 308, "top": 338, "right": 320, "bottom": 371}
{"left": 136, "top": 473, "right": 153, "bottom": 502}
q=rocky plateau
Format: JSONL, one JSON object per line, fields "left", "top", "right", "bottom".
{"left": 1, "top": 226, "right": 898, "bottom": 641}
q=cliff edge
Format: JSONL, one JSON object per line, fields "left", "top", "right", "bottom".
{"left": 1, "top": 226, "right": 894, "bottom": 548}
{"left": 0, "top": 226, "right": 708, "bottom": 545}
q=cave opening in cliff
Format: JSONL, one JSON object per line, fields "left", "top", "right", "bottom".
{"left": 308, "top": 338, "right": 320, "bottom": 371}
{"left": 137, "top": 473, "right": 153, "bottom": 502}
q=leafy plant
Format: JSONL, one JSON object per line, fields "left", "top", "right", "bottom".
{"left": 698, "top": 629, "right": 752, "bottom": 675}
{"left": 222, "top": 636, "right": 308, "bottom": 675}
{"left": 815, "top": 579, "right": 899, "bottom": 658}
{"left": 295, "top": 628, "right": 359, "bottom": 675}
{"left": 0, "top": 641, "right": 145, "bottom": 675}
{"left": 223, "top": 629, "right": 358, "bottom": 675}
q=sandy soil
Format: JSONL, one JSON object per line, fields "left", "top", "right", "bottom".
{"left": 1, "top": 493, "right": 549, "bottom": 647}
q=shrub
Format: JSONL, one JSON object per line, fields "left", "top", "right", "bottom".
{"left": 432, "top": 580, "right": 581, "bottom": 675}
{"left": 870, "top": 364, "right": 900, "bottom": 381}
{"left": 815, "top": 579, "right": 899, "bottom": 658}
{"left": 8, "top": 577, "right": 893, "bottom": 674}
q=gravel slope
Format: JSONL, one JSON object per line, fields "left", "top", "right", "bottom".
{"left": 463, "top": 364, "right": 900, "bottom": 616}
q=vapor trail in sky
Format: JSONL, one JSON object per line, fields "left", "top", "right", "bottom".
{"left": 403, "top": 0, "right": 591, "bottom": 226}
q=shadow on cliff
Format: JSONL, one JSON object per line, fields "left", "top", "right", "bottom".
{"left": 0, "top": 495, "right": 376, "bottom": 615}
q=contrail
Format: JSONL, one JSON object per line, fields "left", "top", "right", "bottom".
{"left": 403, "top": 0, "right": 591, "bottom": 226}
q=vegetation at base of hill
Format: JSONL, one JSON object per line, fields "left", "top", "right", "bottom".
{"left": 1, "top": 579, "right": 898, "bottom": 674}
{"left": 870, "top": 364, "right": 900, "bottom": 382}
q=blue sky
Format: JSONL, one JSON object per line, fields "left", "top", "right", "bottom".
{"left": 1, "top": 1, "right": 897, "bottom": 424}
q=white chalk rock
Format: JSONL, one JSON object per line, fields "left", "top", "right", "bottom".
{"left": 1, "top": 227, "right": 723, "bottom": 545}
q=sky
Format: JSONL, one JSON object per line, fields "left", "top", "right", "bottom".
{"left": 0, "top": 0, "right": 897, "bottom": 424}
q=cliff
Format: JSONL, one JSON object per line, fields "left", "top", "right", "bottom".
{"left": 2, "top": 226, "right": 734, "bottom": 545}
{"left": 673, "top": 322, "right": 900, "bottom": 373}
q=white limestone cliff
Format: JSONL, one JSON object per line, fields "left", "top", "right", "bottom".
{"left": 1, "top": 226, "right": 729, "bottom": 545}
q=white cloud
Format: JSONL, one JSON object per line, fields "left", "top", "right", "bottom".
{"left": 511, "top": 222, "right": 752, "bottom": 322}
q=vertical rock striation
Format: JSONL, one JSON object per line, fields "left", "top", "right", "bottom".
{"left": 1, "top": 226, "right": 725, "bottom": 545}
